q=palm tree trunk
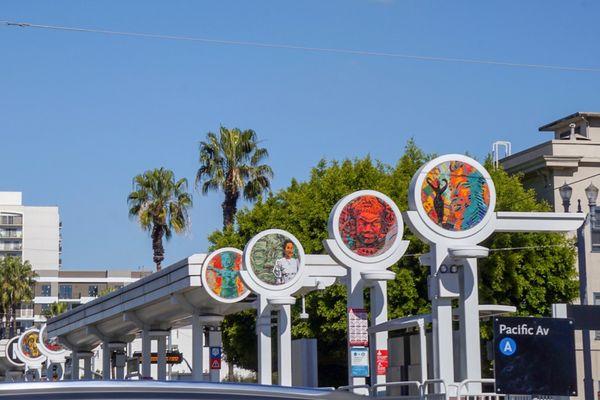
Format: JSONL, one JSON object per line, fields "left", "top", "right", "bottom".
{"left": 222, "top": 190, "right": 239, "bottom": 230}
{"left": 152, "top": 224, "right": 165, "bottom": 271}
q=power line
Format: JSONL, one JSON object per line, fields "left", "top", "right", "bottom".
{"left": 401, "top": 243, "right": 574, "bottom": 259}
{"left": 501, "top": 171, "right": 600, "bottom": 209}
{"left": 2, "top": 20, "right": 600, "bottom": 73}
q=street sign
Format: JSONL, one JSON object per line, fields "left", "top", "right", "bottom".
{"left": 350, "top": 346, "right": 369, "bottom": 377}
{"left": 494, "top": 317, "right": 577, "bottom": 396}
{"left": 375, "top": 349, "right": 388, "bottom": 375}
{"left": 210, "top": 346, "right": 222, "bottom": 370}
{"left": 348, "top": 308, "right": 369, "bottom": 346}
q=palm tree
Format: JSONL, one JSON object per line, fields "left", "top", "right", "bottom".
{"left": 127, "top": 168, "right": 193, "bottom": 271}
{"left": 196, "top": 127, "right": 273, "bottom": 230}
{"left": 43, "top": 302, "right": 68, "bottom": 319}
{"left": 0, "top": 256, "right": 37, "bottom": 337}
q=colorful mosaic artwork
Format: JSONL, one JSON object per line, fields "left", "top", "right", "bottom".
{"left": 205, "top": 251, "right": 248, "bottom": 300}
{"left": 249, "top": 234, "right": 300, "bottom": 286}
{"left": 21, "top": 331, "right": 42, "bottom": 359}
{"left": 338, "top": 195, "right": 398, "bottom": 257}
{"left": 421, "top": 160, "right": 490, "bottom": 231}
{"left": 41, "top": 327, "right": 64, "bottom": 353}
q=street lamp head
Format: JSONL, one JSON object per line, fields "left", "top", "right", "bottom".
{"left": 585, "top": 182, "right": 599, "bottom": 206}
{"left": 559, "top": 181, "right": 573, "bottom": 212}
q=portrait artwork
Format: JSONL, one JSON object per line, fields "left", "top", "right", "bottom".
{"left": 204, "top": 251, "right": 248, "bottom": 300}
{"left": 249, "top": 234, "right": 300, "bottom": 286}
{"left": 21, "top": 331, "right": 42, "bottom": 359}
{"left": 421, "top": 160, "right": 490, "bottom": 231}
{"left": 338, "top": 195, "right": 398, "bottom": 257}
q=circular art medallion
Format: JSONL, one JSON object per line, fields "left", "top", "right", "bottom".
{"left": 202, "top": 248, "right": 250, "bottom": 303}
{"left": 39, "top": 325, "right": 66, "bottom": 357}
{"left": 5, "top": 336, "right": 24, "bottom": 367}
{"left": 17, "top": 329, "right": 45, "bottom": 363}
{"left": 337, "top": 194, "right": 399, "bottom": 258}
{"left": 420, "top": 159, "right": 492, "bottom": 232}
{"left": 246, "top": 230, "right": 305, "bottom": 290}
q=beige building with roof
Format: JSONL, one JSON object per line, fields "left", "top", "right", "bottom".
{"left": 501, "top": 112, "right": 600, "bottom": 399}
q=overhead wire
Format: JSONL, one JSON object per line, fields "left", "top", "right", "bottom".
{"left": 2, "top": 20, "right": 600, "bottom": 73}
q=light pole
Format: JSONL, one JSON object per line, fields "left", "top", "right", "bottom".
{"left": 559, "top": 181, "right": 599, "bottom": 400}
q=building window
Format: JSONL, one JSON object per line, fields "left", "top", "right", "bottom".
{"left": 594, "top": 293, "right": 600, "bottom": 340}
{"left": 41, "top": 304, "right": 50, "bottom": 315}
{"left": 41, "top": 285, "right": 51, "bottom": 297}
{"left": 59, "top": 285, "right": 72, "bottom": 300}
{"left": 592, "top": 208, "right": 600, "bottom": 252}
{"left": 88, "top": 285, "right": 98, "bottom": 297}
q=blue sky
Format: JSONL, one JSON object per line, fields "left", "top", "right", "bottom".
{"left": 2, "top": 1, "right": 600, "bottom": 270}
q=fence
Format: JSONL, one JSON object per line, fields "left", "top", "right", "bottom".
{"left": 337, "top": 379, "right": 557, "bottom": 400}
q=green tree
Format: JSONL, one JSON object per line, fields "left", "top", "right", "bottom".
{"left": 209, "top": 141, "right": 577, "bottom": 387}
{"left": 44, "top": 302, "right": 68, "bottom": 319}
{"left": 128, "top": 168, "right": 193, "bottom": 271}
{"left": 0, "top": 256, "right": 37, "bottom": 337}
{"left": 196, "top": 127, "right": 273, "bottom": 230}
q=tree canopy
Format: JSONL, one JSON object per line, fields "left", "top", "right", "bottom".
{"left": 128, "top": 167, "right": 193, "bottom": 271}
{"left": 209, "top": 140, "right": 577, "bottom": 387}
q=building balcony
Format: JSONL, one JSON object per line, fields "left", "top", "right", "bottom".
{"left": 0, "top": 217, "right": 23, "bottom": 226}
{"left": 0, "top": 232, "right": 22, "bottom": 239}
{"left": 0, "top": 244, "right": 23, "bottom": 251}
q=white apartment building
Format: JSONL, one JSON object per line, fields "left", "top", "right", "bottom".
{"left": 501, "top": 112, "right": 600, "bottom": 399}
{"left": 0, "top": 191, "right": 60, "bottom": 271}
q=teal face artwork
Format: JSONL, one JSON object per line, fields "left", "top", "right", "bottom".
{"left": 205, "top": 251, "right": 248, "bottom": 300}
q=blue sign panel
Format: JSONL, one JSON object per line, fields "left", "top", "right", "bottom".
{"left": 350, "top": 347, "right": 369, "bottom": 377}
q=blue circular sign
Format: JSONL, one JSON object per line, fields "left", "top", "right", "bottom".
{"left": 499, "top": 337, "right": 517, "bottom": 356}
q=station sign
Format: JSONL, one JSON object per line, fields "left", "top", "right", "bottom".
{"left": 494, "top": 317, "right": 577, "bottom": 396}
{"left": 350, "top": 346, "right": 369, "bottom": 377}
{"left": 348, "top": 308, "right": 369, "bottom": 346}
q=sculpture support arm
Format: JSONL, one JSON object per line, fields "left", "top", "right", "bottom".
{"left": 494, "top": 212, "right": 585, "bottom": 233}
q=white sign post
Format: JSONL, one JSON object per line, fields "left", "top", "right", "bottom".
{"left": 14, "top": 329, "right": 46, "bottom": 381}
{"left": 404, "top": 154, "right": 585, "bottom": 395}
{"left": 323, "top": 190, "right": 409, "bottom": 393}
{"left": 241, "top": 229, "right": 309, "bottom": 386}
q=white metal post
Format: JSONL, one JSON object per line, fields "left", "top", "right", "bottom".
{"left": 370, "top": 280, "right": 389, "bottom": 393}
{"left": 141, "top": 328, "right": 151, "bottom": 379}
{"left": 278, "top": 304, "right": 292, "bottom": 386}
{"left": 208, "top": 326, "right": 223, "bottom": 382}
{"left": 257, "top": 296, "right": 272, "bottom": 385}
{"left": 430, "top": 244, "right": 455, "bottom": 386}
{"left": 458, "top": 258, "right": 482, "bottom": 394}
{"left": 346, "top": 269, "right": 367, "bottom": 392}
{"left": 157, "top": 335, "right": 167, "bottom": 380}
{"left": 192, "top": 313, "right": 204, "bottom": 381}
{"left": 417, "top": 320, "right": 428, "bottom": 383}
{"left": 102, "top": 341, "right": 111, "bottom": 380}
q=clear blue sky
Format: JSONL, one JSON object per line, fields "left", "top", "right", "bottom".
{"left": 2, "top": 1, "right": 600, "bottom": 270}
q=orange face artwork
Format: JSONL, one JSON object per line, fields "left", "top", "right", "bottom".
{"left": 338, "top": 195, "right": 397, "bottom": 257}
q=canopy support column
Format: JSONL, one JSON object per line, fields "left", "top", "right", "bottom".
{"left": 278, "top": 304, "right": 292, "bottom": 386}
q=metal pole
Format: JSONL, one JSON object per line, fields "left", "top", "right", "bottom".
{"left": 579, "top": 206, "right": 594, "bottom": 400}
{"left": 257, "top": 296, "right": 272, "bottom": 385}
{"left": 277, "top": 304, "right": 292, "bottom": 386}
{"left": 191, "top": 313, "right": 204, "bottom": 381}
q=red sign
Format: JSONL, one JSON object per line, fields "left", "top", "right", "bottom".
{"left": 376, "top": 349, "right": 388, "bottom": 375}
{"left": 210, "top": 358, "right": 221, "bottom": 369}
